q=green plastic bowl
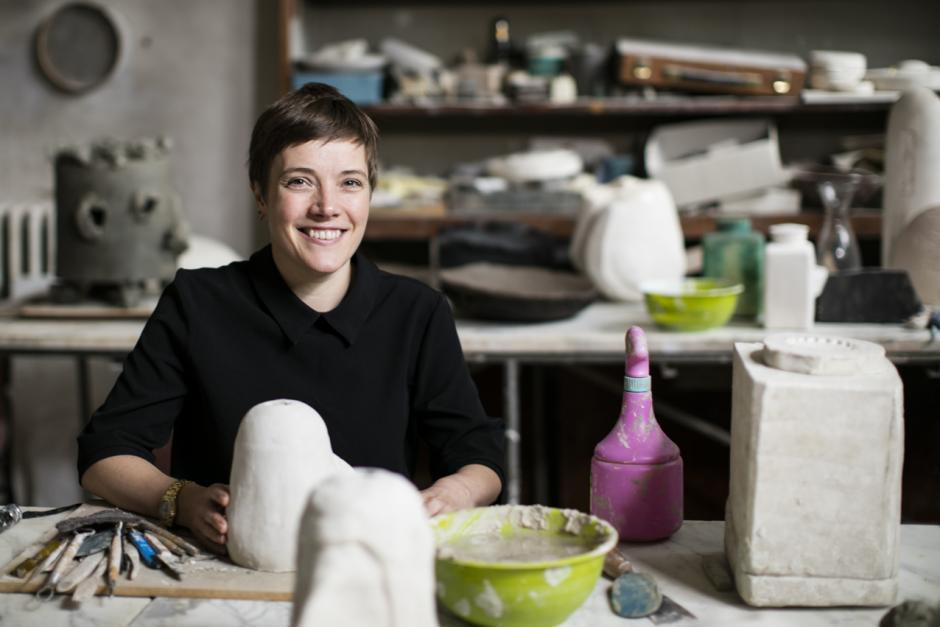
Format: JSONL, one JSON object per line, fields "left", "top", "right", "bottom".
{"left": 432, "top": 505, "right": 618, "bottom": 627}
{"left": 641, "top": 278, "right": 744, "bottom": 331}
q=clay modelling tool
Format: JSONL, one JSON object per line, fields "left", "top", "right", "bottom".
{"left": 71, "top": 556, "right": 108, "bottom": 602}
{"left": 57, "top": 508, "right": 199, "bottom": 556}
{"left": 1, "top": 527, "right": 59, "bottom": 576}
{"left": 106, "top": 522, "right": 123, "bottom": 595}
{"left": 75, "top": 529, "right": 115, "bottom": 557}
{"left": 56, "top": 553, "right": 105, "bottom": 594}
{"left": 126, "top": 528, "right": 182, "bottom": 580}
{"left": 14, "top": 536, "right": 65, "bottom": 580}
{"left": 590, "top": 325, "right": 683, "bottom": 541}
{"left": 124, "top": 534, "right": 141, "bottom": 580}
{"left": 0, "top": 503, "right": 81, "bottom": 534}
{"left": 35, "top": 530, "right": 91, "bottom": 600}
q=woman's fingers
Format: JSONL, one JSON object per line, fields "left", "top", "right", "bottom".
{"left": 208, "top": 484, "right": 231, "bottom": 508}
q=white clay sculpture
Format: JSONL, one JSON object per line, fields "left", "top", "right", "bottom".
{"left": 226, "top": 399, "right": 352, "bottom": 572}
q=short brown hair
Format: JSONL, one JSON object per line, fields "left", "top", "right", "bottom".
{"left": 248, "top": 83, "right": 379, "bottom": 197}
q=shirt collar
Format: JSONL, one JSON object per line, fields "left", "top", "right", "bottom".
{"left": 248, "top": 245, "right": 378, "bottom": 346}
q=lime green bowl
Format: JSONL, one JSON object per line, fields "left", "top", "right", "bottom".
{"left": 641, "top": 278, "right": 744, "bottom": 331}
{"left": 431, "top": 505, "right": 618, "bottom": 627}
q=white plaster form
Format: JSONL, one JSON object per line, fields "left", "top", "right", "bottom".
{"left": 291, "top": 469, "right": 438, "bottom": 627}
{"left": 883, "top": 86, "right": 940, "bottom": 269}
{"left": 572, "top": 176, "right": 685, "bottom": 302}
{"left": 726, "top": 338, "right": 903, "bottom": 607}
{"left": 226, "top": 399, "right": 353, "bottom": 572}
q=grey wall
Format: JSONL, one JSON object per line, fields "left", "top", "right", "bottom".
{"left": 0, "top": 0, "right": 280, "bottom": 255}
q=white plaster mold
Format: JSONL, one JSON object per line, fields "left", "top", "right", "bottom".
{"left": 725, "top": 341, "right": 903, "bottom": 607}
{"left": 226, "top": 399, "right": 353, "bottom": 572}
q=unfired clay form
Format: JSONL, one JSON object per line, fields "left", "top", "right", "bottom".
{"left": 226, "top": 399, "right": 352, "bottom": 572}
{"left": 291, "top": 469, "right": 438, "bottom": 627}
{"left": 726, "top": 339, "right": 903, "bottom": 607}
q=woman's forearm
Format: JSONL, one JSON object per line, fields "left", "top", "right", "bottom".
{"left": 80, "top": 455, "right": 174, "bottom": 519}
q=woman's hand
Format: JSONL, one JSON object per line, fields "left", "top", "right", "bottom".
{"left": 420, "top": 464, "right": 502, "bottom": 517}
{"left": 176, "top": 483, "right": 230, "bottom": 554}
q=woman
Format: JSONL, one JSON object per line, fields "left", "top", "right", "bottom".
{"left": 78, "top": 83, "right": 504, "bottom": 553}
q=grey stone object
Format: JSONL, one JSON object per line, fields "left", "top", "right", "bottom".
{"left": 53, "top": 137, "right": 189, "bottom": 306}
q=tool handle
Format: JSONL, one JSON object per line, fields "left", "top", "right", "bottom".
{"left": 126, "top": 529, "right": 158, "bottom": 569}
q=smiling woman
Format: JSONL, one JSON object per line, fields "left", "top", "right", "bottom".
{"left": 76, "top": 83, "right": 505, "bottom": 555}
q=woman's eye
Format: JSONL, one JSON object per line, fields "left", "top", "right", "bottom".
{"left": 343, "top": 179, "right": 363, "bottom": 188}
{"left": 286, "top": 177, "right": 309, "bottom": 188}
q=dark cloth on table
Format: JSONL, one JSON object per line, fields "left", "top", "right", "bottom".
{"left": 77, "top": 245, "right": 505, "bottom": 489}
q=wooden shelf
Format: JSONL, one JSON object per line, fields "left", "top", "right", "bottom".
{"left": 362, "top": 98, "right": 891, "bottom": 119}
{"left": 365, "top": 209, "right": 883, "bottom": 241}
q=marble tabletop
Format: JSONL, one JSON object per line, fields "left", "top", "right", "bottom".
{"left": 0, "top": 302, "right": 936, "bottom": 362}
{"left": 0, "top": 521, "right": 936, "bottom": 626}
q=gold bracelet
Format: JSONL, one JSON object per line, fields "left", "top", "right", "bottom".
{"left": 157, "top": 479, "right": 194, "bottom": 528}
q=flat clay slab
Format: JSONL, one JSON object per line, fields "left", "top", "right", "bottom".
{"left": 0, "top": 505, "right": 293, "bottom": 601}
{"left": 440, "top": 262, "right": 597, "bottom": 322}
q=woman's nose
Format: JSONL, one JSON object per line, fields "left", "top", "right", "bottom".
{"left": 309, "top": 190, "right": 338, "bottom": 217}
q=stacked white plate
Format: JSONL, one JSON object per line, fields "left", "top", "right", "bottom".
{"left": 809, "top": 50, "right": 868, "bottom": 92}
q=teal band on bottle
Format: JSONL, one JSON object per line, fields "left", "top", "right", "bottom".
{"left": 624, "top": 376, "right": 651, "bottom": 393}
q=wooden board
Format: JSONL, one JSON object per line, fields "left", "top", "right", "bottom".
{"left": 0, "top": 505, "right": 294, "bottom": 601}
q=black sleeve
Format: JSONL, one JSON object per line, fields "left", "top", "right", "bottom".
{"left": 76, "top": 274, "right": 191, "bottom": 482}
{"left": 412, "top": 293, "right": 506, "bottom": 487}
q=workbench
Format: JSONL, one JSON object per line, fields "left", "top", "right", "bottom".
{"left": 1, "top": 301, "right": 938, "bottom": 505}
{"left": 0, "top": 520, "right": 936, "bottom": 626}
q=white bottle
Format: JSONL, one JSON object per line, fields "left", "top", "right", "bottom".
{"left": 763, "top": 223, "right": 826, "bottom": 329}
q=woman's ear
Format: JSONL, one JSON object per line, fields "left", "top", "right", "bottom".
{"left": 251, "top": 182, "right": 266, "bottom": 218}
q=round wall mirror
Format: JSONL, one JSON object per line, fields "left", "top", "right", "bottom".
{"left": 35, "top": 2, "right": 122, "bottom": 94}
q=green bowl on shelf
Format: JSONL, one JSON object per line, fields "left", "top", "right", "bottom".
{"left": 641, "top": 278, "right": 744, "bottom": 331}
{"left": 431, "top": 505, "right": 618, "bottom": 627}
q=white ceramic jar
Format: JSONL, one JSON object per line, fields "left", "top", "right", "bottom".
{"left": 763, "top": 223, "right": 826, "bottom": 329}
{"left": 725, "top": 336, "right": 903, "bottom": 607}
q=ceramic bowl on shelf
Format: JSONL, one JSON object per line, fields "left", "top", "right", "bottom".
{"left": 641, "top": 278, "right": 743, "bottom": 331}
{"left": 431, "top": 505, "right": 618, "bottom": 627}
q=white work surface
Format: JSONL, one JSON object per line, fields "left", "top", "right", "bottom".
{"left": 2, "top": 301, "right": 937, "bottom": 506}
{"left": 0, "top": 521, "right": 936, "bottom": 626}
{"left": 0, "top": 301, "right": 937, "bottom": 361}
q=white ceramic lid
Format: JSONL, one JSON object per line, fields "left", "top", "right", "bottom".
{"left": 762, "top": 335, "right": 886, "bottom": 375}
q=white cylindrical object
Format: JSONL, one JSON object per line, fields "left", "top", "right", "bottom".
{"left": 763, "top": 223, "right": 815, "bottom": 329}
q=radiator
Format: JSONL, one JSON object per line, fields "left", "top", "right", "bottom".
{"left": 0, "top": 201, "right": 56, "bottom": 302}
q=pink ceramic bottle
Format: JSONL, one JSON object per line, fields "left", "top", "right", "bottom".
{"left": 590, "top": 326, "right": 683, "bottom": 541}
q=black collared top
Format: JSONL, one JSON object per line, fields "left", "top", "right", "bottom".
{"left": 77, "top": 246, "right": 505, "bottom": 489}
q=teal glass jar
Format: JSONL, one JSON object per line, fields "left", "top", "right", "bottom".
{"left": 702, "top": 217, "right": 765, "bottom": 319}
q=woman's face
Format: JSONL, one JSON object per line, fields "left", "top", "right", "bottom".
{"left": 257, "top": 138, "right": 370, "bottom": 285}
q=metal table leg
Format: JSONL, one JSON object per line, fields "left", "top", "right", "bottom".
{"left": 503, "top": 358, "right": 520, "bottom": 505}
{"left": 77, "top": 356, "right": 92, "bottom": 424}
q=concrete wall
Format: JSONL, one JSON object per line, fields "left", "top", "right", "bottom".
{"left": 1, "top": 0, "right": 280, "bottom": 255}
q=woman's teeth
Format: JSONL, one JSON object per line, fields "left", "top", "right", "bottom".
{"left": 302, "top": 228, "right": 341, "bottom": 240}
